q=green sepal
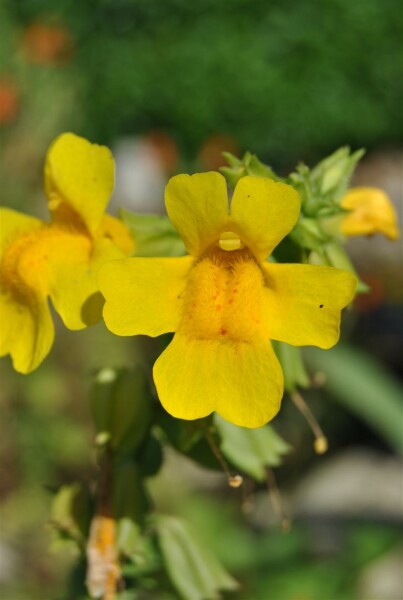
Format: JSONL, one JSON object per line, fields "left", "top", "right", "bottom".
{"left": 214, "top": 415, "right": 291, "bottom": 482}
{"left": 91, "top": 367, "right": 152, "bottom": 458}
{"left": 120, "top": 209, "right": 185, "bottom": 257}
{"left": 154, "top": 515, "right": 239, "bottom": 599}
{"left": 220, "top": 165, "right": 245, "bottom": 188}
{"left": 289, "top": 147, "right": 364, "bottom": 216}
{"left": 289, "top": 218, "right": 330, "bottom": 251}
{"left": 308, "top": 242, "right": 369, "bottom": 293}
{"left": 220, "top": 151, "right": 280, "bottom": 187}
{"left": 311, "top": 146, "right": 365, "bottom": 199}
{"left": 221, "top": 151, "right": 243, "bottom": 168}
{"left": 220, "top": 150, "right": 246, "bottom": 187}
{"left": 272, "top": 341, "right": 310, "bottom": 393}
{"left": 245, "top": 152, "right": 279, "bottom": 180}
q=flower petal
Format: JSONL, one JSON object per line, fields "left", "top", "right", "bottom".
{"left": 341, "top": 187, "right": 400, "bottom": 240}
{"left": 153, "top": 335, "right": 283, "bottom": 428}
{"left": 96, "top": 214, "right": 135, "bottom": 256}
{"left": 99, "top": 256, "right": 193, "bottom": 336}
{"left": 49, "top": 236, "right": 125, "bottom": 330}
{"left": 165, "top": 172, "right": 229, "bottom": 256}
{"left": 44, "top": 132, "right": 114, "bottom": 235}
{"left": 0, "top": 208, "right": 43, "bottom": 256}
{"left": 263, "top": 264, "right": 357, "bottom": 349}
{"left": 230, "top": 177, "right": 301, "bottom": 260}
{"left": 0, "top": 290, "right": 54, "bottom": 373}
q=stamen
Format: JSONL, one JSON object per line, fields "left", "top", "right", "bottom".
{"left": 266, "top": 467, "right": 291, "bottom": 532}
{"left": 218, "top": 231, "right": 243, "bottom": 251}
{"left": 291, "top": 390, "right": 328, "bottom": 455}
{"left": 203, "top": 424, "right": 244, "bottom": 488}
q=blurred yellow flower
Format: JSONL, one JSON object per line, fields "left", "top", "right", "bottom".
{"left": 100, "top": 173, "right": 356, "bottom": 428}
{"left": 0, "top": 133, "right": 134, "bottom": 374}
{"left": 341, "top": 187, "right": 400, "bottom": 240}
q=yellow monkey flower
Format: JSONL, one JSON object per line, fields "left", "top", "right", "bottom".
{"left": 341, "top": 187, "right": 399, "bottom": 240}
{"left": 0, "top": 133, "right": 134, "bottom": 374}
{"left": 99, "top": 173, "right": 356, "bottom": 428}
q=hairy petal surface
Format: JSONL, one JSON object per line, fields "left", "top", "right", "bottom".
{"left": 165, "top": 172, "right": 229, "bottom": 256}
{"left": 230, "top": 177, "right": 301, "bottom": 261}
{"left": 154, "top": 334, "right": 283, "bottom": 428}
{"left": 99, "top": 256, "right": 193, "bottom": 336}
{"left": 263, "top": 264, "right": 357, "bottom": 349}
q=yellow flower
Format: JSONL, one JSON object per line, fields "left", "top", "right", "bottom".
{"left": 0, "top": 133, "right": 134, "bottom": 374}
{"left": 341, "top": 187, "right": 400, "bottom": 240}
{"left": 99, "top": 173, "right": 356, "bottom": 428}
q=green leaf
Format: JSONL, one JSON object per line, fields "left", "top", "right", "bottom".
{"left": 155, "top": 515, "right": 239, "bottom": 600}
{"left": 116, "top": 516, "right": 141, "bottom": 559}
{"left": 91, "top": 367, "right": 152, "bottom": 458}
{"left": 138, "top": 433, "right": 164, "bottom": 477}
{"left": 121, "top": 209, "right": 185, "bottom": 257}
{"left": 158, "top": 413, "right": 221, "bottom": 470}
{"left": 51, "top": 483, "right": 92, "bottom": 545}
{"left": 214, "top": 415, "right": 291, "bottom": 481}
{"left": 304, "top": 344, "right": 403, "bottom": 453}
{"left": 114, "top": 462, "right": 150, "bottom": 556}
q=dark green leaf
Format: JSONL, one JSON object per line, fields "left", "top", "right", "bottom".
{"left": 91, "top": 367, "right": 152, "bottom": 458}
{"left": 114, "top": 462, "right": 150, "bottom": 556}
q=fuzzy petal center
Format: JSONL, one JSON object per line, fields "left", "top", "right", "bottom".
{"left": 1, "top": 225, "right": 91, "bottom": 300}
{"left": 179, "top": 247, "right": 268, "bottom": 343}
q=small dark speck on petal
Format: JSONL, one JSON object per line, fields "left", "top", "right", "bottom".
{"left": 319, "top": 304, "right": 324, "bottom": 308}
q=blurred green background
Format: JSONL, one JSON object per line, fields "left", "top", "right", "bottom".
{"left": 0, "top": 1, "right": 402, "bottom": 599}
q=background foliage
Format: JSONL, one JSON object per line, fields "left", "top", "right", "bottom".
{"left": 2, "top": 0, "right": 403, "bottom": 165}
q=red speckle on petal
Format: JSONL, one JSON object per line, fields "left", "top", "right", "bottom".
{"left": 220, "top": 328, "right": 227, "bottom": 335}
